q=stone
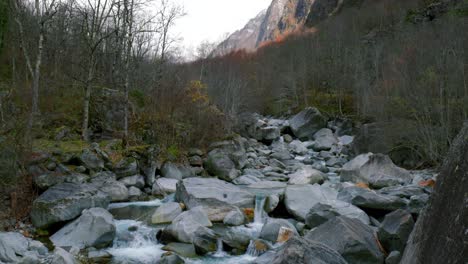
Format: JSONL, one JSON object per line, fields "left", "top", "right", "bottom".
{"left": 50, "top": 208, "right": 116, "bottom": 250}
{"left": 259, "top": 218, "right": 298, "bottom": 243}
{"left": 378, "top": 209, "right": 414, "bottom": 252}
{"left": 152, "top": 178, "right": 178, "bottom": 196}
{"left": 161, "top": 162, "right": 193, "bottom": 180}
{"left": 127, "top": 186, "right": 142, "bottom": 198}
{"left": 158, "top": 253, "right": 185, "bottom": 264}
{"left": 305, "top": 201, "right": 369, "bottom": 228}
{"left": 265, "top": 194, "right": 280, "bottom": 213}
{"left": 289, "top": 140, "right": 308, "bottom": 155}
{"left": 288, "top": 107, "right": 327, "bottom": 139}
{"left": 312, "top": 128, "right": 338, "bottom": 151}
{"left": 31, "top": 183, "right": 110, "bottom": 229}
{"left": 50, "top": 247, "right": 76, "bottom": 264}
{"left": 284, "top": 184, "right": 337, "bottom": 221}
{"left": 204, "top": 149, "right": 239, "bottom": 181}
{"left": 113, "top": 157, "right": 138, "bottom": 179}
{"left": 151, "top": 202, "right": 183, "bottom": 224}
{"left": 163, "top": 207, "right": 212, "bottom": 243}
{"left": 378, "top": 185, "right": 426, "bottom": 198}
{"left": 80, "top": 149, "right": 104, "bottom": 171}
{"left": 338, "top": 186, "right": 408, "bottom": 211}
{"left": 119, "top": 175, "right": 145, "bottom": 188}
{"left": 283, "top": 134, "right": 293, "bottom": 143}
{"left": 341, "top": 153, "right": 412, "bottom": 185}
{"left": 267, "top": 237, "right": 348, "bottom": 264}
{"left": 188, "top": 156, "right": 203, "bottom": 167}
{"left": 33, "top": 173, "right": 65, "bottom": 190}
{"left": 276, "top": 226, "right": 295, "bottom": 243}
{"left": 192, "top": 227, "right": 218, "bottom": 255}
{"left": 233, "top": 175, "right": 261, "bottom": 185}
{"left": 175, "top": 178, "right": 254, "bottom": 221}
{"left": 385, "top": 251, "right": 401, "bottom": 264}
{"left": 0, "top": 232, "right": 48, "bottom": 263}
{"left": 162, "top": 243, "right": 197, "bottom": 258}
{"left": 288, "top": 165, "right": 326, "bottom": 185}
{"left": 258, "top": 126, "right": 281, "bottom": 142}
{"left": 305, "top": 216, "right": 384, "bottom": 264}
{"left": 87, "top": 250, "right": 112, "bottom": 263}
{"left": 188, "top": 148, "right": 204, "bottom": 157}
{"left": 99, "top": 181, "right": 129, "bottom": 202}
{"left": 223, "top": 208, "right": 245, "bottom": 226}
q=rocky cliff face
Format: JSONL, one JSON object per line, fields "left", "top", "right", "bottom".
{"left": 212, "top": 10, "right": 267, "bottom": 57}
{"left": 214, "top": 0, "right": 350, "bottom": 55}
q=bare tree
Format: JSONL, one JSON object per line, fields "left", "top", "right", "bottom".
{"left": 12, "top": 0, "right": 58, "bottom": 144}
{"left": 76, "top": 0, "right": 115, "bottom": 141}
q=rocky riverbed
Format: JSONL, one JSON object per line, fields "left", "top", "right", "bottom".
{"left": 0, "top": 107, "right": 436, "bottom": 264}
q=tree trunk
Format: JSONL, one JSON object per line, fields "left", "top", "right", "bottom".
{"left": 82, "top": 58, "right": 95, "bottom": 141}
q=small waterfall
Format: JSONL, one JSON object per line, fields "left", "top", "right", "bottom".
{"left": 254, "top": 195, "right": 266, "bottom": 224}
{"left": 213, "top": 238, "right": 226, "bottom": 257}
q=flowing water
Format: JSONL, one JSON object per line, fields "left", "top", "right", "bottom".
{"left": 105, "top": 195, "right": 267, "bottom": 263}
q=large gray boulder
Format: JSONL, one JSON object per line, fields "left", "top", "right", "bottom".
{"left": 305, "top": 202, "right": 370, "bottom": 228}
{"left": 118, "top": 175, "right": 145, "bottom": 188}
{"left": 161, "top": 162, "right": 193, "bottom": 180}
{"left": 99, "top": 181, "right": 129, "bottom": 202}
{"left": 152, "top": 178, "right": 178, "bottom": 196}
{"left": 378, "top": 209, "right": 414, "bottom": 252}
{"left": 306, "top": 216, "right": 384, "bottom": 264}
{"left": 401, "top": 122, "right": 468, "bottom": 264}
{"left": 223, "top": 207, "right": 245, "bottom": 226}
{"left": 50, "top": 208, "right": 116, "bottom": 249}
{"left": 163, "top": 207, "right": 212, "bottom": 243}
{"left": 192, "top": 227, "right": 218, "bottom": 255}
{"left": 338, "top": 186, "right": 408, "bottom": 211}
{"left": 50, "top": 247, "right": 77, "bottom": 264}
{"left": 151, "top": 202, "right": 183, "bottom": 224}
{"left": 0, "top": 232, "right": 48, "bottom": 263}
{"left": 264, "top": 237, "right": 348, "bottom": 264}
{"left": 80, "top": 149, "right": 105, "bottom": 171}
{"left": 284, "top": 184, "right": 337, "bottom": 221}
{"left": 175, "top": 177, "right": 254, "bottom": 221}
{"left": 31, "top": 183, "right": 110, "bottom": 229}
{"left": 341, "top": 153, "right": 412, "bottom": 185}
{"left": 288, "top": 107, "right": 327, "bottom": 139}
{"left": 113, "top": 157, "right": 138, "bottom": 179}
{"left": 204, "top": 149, "right": 239, "bottom": 181}
{"left": 312, "top": 128, "right": 338, "bottom": 151}
{"left": 288, "top": 165, "right": 326, "bottom": 185}
{"left": 259, "top": 218, "right": 298, "bottom": 243}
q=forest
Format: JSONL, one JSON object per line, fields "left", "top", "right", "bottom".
{"left": 0, "top": 0, "right": 466, "bottom": 263}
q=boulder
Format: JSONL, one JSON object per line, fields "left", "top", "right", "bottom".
{"left": 99, "top": 181, "right": 129, "bottom": 202}
{"left": 288, "top": 107, "right": 327, "bottom": 139}
{"left": 188, "top": 148, "right": 204, "bottom": 157}
{"left": 161, "top": 162, "right": 193, "bottom": 180}
{"left": 192, "top": 227, "right": 218, "bottom": 255}
{"left": 341, "top": 153, "right": 412, "bottom": 185}
{"left": 128, "top": 186, "right": 142, "bottom": 198}
{"left": 259, "top": 218, "right": 298, "bottom": 243}
{"left": 162, "top": 243, "right": 197, "bottom": 258}
{"left": 267, "top": 237, "right": 348, "bottom": 264}
{"left": 223, "top": 208, "right": 245, "bottom": 226}
{"left": 113, "top": 157, "right": 138, "bottom": 179}
{"left": 233, "top": 175, "right": 261, "bottom": 185}
{"left": 50, "top": 208, "right": 116, "bottom": 249}
{"left": 204, "top": 149, "right": 239, "bottom": 181}
{"left": 50, "top": 247, "right": 77, "bottom": 264}
{"left": 31, "top": 183, "right": 110, "bottom": 229}
{"left": 188, "top": 156, "right": 203, "bottom": 167}
{"left": 151, "top": 202, "right": 183, "bottom": 224}
{"left": 289, "top": 140, "right": 308, "bottom": 155}
{"left": 304, "top": 200, "right": 369, "bottom": 228}
{"left": 119, "top": 175, "right": 145, "bottom": 188}
{"left": 312, "top": 128, "right": 338, "bottom": 151}
{"left": 284, "top": 184, "right": 337, "bottom": 221}
{"left": 257, "top": 126, "right": 281, "bottom": 142}
{"left": 152, "top": 178, "right": 178, "bottom": 196}
{"left": 0, "top": 232, "right": 48, "bottom": 263}
{"left": 306, "top": 216, "right": 384, "bottom": 264}
{"left": 163, "top": 207, "right": 212, "bottom": 243}
{"left": 378, "top": 209, "right": 414, "bottom": 253}
{"left": 288, "top": 165, "right": 326, "bottom": 185}
{"left": 175, "top": 178, "right": 254, "bottom": 221}
{"left": 80, "top": 149, "right": 104, "bottom": 171}
{"left": 158, "top": 253, "right": 185, "bottom": 264}
{"left": 338, "top": 186, "right": 408, "bottom": 211}
{"left": 108, "top": 201, "right": 160, "bottom": 222}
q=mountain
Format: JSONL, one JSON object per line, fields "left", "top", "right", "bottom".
{"left": 213, "top": 0, "right": 351, "bottom": 55}
{"left": 212, "top": 10, "right": 267, "bottom": 57}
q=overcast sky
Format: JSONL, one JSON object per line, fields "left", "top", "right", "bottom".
{"left": 172, "top": 0, "right": 271, "bottom": 56}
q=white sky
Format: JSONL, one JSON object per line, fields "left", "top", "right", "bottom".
{"left": 172, "top": 0, "right": 271, "bottom": 56}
